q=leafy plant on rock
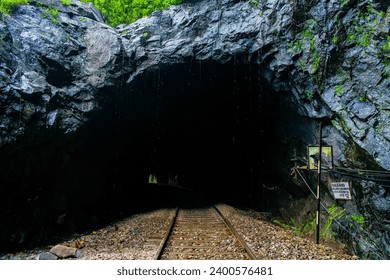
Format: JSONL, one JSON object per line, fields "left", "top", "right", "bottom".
{"left": 49, "top": 7, "right": 59, "bottom": 23}
{"left": 249, "top": 0, "right": 259, "bottom": 7}
{"left": 289, "top": 18, "right": 323, "bottom": 87}
{"left": 351, "top": 213, "right": 365, "bottom": 228}
{"left": 0, "top": 0, "right": 29, "bottom": 14}
{"left": 42, "top": 7, "right": 59, "bottom": 24}
{"left": 61, "top": 0, "right": 72, "bottom": 6}
{"left": 273, "top": 214, "right": 317, "bottom": 236}
{"left": 321, "top": 204, "right": 346, "bottom": 239}
{"left": 345, "top": 0, "right": 386, "bottom": 51}
{"left": 382, "top": 36, "right": 390, "bottom": 52}
{"left": 335, "top": 84, "right": 343, "bottom": 96}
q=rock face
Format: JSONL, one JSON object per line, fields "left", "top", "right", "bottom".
{"left": 0, "top": 0, "right": 389, "bottom": 258}
{"left": 36, "top": 251, "right": 58, "bottom": 260}
{"left": 49, "top": 244, "right": 79, "bottom": 258}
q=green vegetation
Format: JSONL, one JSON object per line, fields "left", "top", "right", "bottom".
{"left": 79, "top": 0, "right": 183, "bottom": 26}
{"left": 0, "top": 0, "right": 28, "bottom": 14}
{"left": 42, "top": 7, "right": 59, "bottom": 23}
{"left": 305, "top": 90, "right": 314, "bottom": 100}
{"left": 148, "top": 174, "right": 158, "bottom": 184}
{"left": 272, "top": 219, "right": 291, "bottom": 230}
{"left": 321, "top": 204, "right": 346, "bottom": 238}
{"left": 345, "top": 1, "right": 386, "bottom": 50}
{"left": 249, "top": 0, "right": 259, "bottom": 7}
{"left": 339, "top": 0, "right": 350, "bottom": 7}
{"left": 335, "top": 85, "right": 343, "bottom": 96}
{"left": 271, "top": 205, "right": 366, "bottom": 243}
{"left": 299, "top": 216, "right": 317, "bottom": 235}
{"left": 290, "top": 40, "right": 303, "bottom": 53}
{"left": 383, "top": 36, "right": 390, "bottom": 52}
{"left": 272, "top": 215, "right": 316, "bottom": 236}
{"left": 288, "top": 18, "right": 323, "bottom": 91}
{"left": 351, "top": 214, "right": 365, "bottom": 228}
{"left": 61, "top": 0, "right": 72, "bottom": 6}
{"left": 49, "top": 7, "right": 59, "bottom": 19}
{"left": 288, "top": 0, "right": 388, "bottom": 102}
{"left": 332, "top": 35, "right": 339, "bottom": 45}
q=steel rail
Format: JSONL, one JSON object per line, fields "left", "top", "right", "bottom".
{"left": 212, "top": 205, "right": 258, "bottom": 260}
{"left": 154, "top": 206, "right": 179, "bottom": 260}
{"left": 155, "top": 205, "right": 257, "bottom": 260}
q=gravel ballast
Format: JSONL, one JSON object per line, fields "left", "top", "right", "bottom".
{"left": 1, "top": 204, "right": 355, "bottom": 260}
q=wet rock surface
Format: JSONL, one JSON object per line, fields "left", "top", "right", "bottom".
{"left": 0, "top": 0, "right": 389, "bottom": 258}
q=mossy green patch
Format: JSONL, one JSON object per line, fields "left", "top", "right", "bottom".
{"left": 0, "top": 0, "right": 28, "bottom": 14}
{"left": 61, "top": 0, "right": 72, "bottom": 6}
{"left": 335, "top": 85, "right": 343, "bottom": 96}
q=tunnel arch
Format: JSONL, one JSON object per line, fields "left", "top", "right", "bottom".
{"left": 73, "top": 55, "right": 294, "bottom": 214}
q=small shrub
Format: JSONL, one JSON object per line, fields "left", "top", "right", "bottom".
{"left": 61, "top": 0, "right": 72, "bottom": 6}
{"left": 249, "top": 0, "right": 259, "bottom": 7}
{"left": 0, "top": 0, "right": 29, "bottom": 14}
{"left": 378, "top": 11, "right": 385, "bottom": 18}
{"left": 383, "top": 36, "right": 390, "bottom": 52}
{"left": 321, "top": 204, "right": 346, "bottom": 238}
{"left": 346, "top": 33, "right": 355, "bottom": 44}
{"left": 49, "top": 8, "right": 58, "bottom": 18}
{"left": 46, "top": 7, "right": 59, "bottom": 23}
{"left": 351, "top": 214, "right": 365, "bottom": 228}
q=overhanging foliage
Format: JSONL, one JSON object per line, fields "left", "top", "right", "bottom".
{"left": 80, "top": 0, "right": 183, "bottom": 26}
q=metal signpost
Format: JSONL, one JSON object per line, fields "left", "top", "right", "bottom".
{"left": 307, "top": 140, "right": 333, "bottom": 244}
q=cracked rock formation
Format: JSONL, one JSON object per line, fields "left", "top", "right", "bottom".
{"left": 0, "top": 0, "right": 389, "bottom": 258}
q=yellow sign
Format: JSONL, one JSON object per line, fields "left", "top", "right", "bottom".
{"left": 308, "top": 146, "right": 333, "bottom": 170}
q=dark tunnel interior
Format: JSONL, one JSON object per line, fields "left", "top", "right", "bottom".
{"left": 84, "top": 58, "right": 283, "bottom": 210}
{"left": 0, "top": 58, "right": 292, "bottom": 251}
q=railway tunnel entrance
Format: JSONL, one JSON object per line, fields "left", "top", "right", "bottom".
{"left": 83, "top": 57, "right": 285, "bottom": 212}
{"left": 0, "top": 57, "right": 303, "bottom": 252}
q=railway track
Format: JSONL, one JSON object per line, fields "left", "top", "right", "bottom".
{"left": 154, "top": 205, "right": 257, "bottom": 260}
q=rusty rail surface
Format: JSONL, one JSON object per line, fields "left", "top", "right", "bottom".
{"left": 155, "top": 205, "right": 257, "bottom": 260}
